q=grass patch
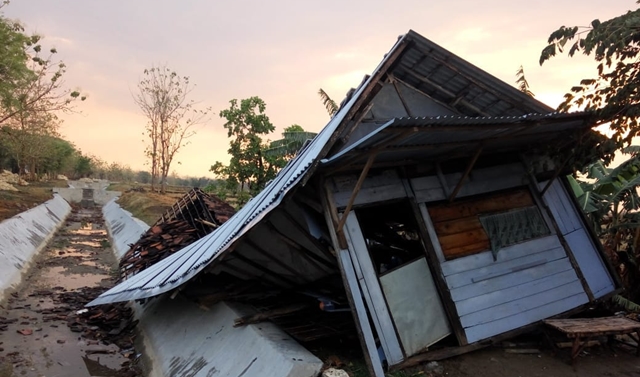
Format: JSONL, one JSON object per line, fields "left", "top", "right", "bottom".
{"left": 116, "top": 190, "right": 185, "bottom": 225}
{"left": 100, "top": 239, "right": 111, "bottom": 249}
{"left": 0, "top": 179, "right": 67, "bottom": 222}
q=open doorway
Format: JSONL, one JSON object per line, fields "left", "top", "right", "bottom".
{"left": 354, "top": 201, "right": 452, "bottom": 357}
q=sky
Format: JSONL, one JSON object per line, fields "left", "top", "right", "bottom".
{"left": 3, "top": 0, "right": 635, "bottom": 177}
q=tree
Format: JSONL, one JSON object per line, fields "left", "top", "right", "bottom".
{"left": 515, "top": 65, "right": 535, "bottom": 97}
{"left": 540, "top": 5, "right": 640, "bottom": 162}
{"left": 133, "top": 65, "right": 209, "bottom": 194}
{"left": 211, "top": 97, "right": 282, "bottom": 196}
{"left": 264, "top": 124, "right": 317, "bottom": 160}
{"left": 318, "top": 88, "right": 338, "bottom": 117}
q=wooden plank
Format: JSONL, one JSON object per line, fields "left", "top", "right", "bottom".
{"left": 437, "top": 228, "right": 489, "bottom": 251}
{"left": 331, "top": 169, "right": 406, "bottom": 208}
{"left": 379, "top": 258, "right": 452, "bottom": 357}
{"left": 544, "top": 317, "right": 640, "bottom": 337}
{"left": 456, "top": 269, "right": 580, "bottom": 316}
{"left": 433, "top": 216, "right": 483, "bottom": 236}
{"left": 449, "top": 258, "right": 574, "bottom": 302}
{"left": 559, "top": 176, "right": 623, "bottom": 292}
{"left": 344, "top": 213, "right": 405, "bottom": 365}
{"left": 407, "top": 184, "right": 467, "bottom": 345}
{"left": 441, "top": 235, "right": 561, "bottom": 276}
{"left": 564, "top": 228, "right": 616, "bottom": 298}
{"left": 459, "top": 280, "right": 586, "bottom": 328}
{"left": 412, "top": 163, "right": 527, "bottom": 204}
{"left": 539, "top": 180, "right": 580, "bottom": 234}
{"left": 339, "top": 249, "right": 387, "bottom": 377}
{"left": 319, "top": 182, "right": 385, "bottom": 377}
{"left": 418, "top": 203, "right": 447, "bottom": 263}
{"left": 464, "top": 292, "right": 589, "bottom": 343}
{"left": 428, "top": 189, "right": 533, "bottom": 222}
{"left": 443, "top": 242, "right": 491, "bottom": 260}
{"left": 471, "top": 259, "right": 548, "bottom": 283}
{"left": 446, "top": 246, "right": 567, "bottom": 289}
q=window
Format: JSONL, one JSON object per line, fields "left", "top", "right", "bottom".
{"left": 428, "top": 188, "right": 550, "bottom": 260}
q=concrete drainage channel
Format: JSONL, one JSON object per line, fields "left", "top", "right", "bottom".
{"left": 1, "top": 183, "right": 323, "bottom": 377}
{"left": 0, "top": 204, "right": 140, "bottom": 377}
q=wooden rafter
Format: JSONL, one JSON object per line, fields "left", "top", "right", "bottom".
{"left": 448, "top": 146, "right": 482, "bottom": 202}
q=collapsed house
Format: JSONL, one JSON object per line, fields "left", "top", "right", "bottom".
{"left": 119, "top": 188, "right": 236, "bottom": 280}
{"left": 89, "top": 30, "right": 620, "bottom": 376}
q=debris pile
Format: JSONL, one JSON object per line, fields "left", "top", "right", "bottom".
{"left": 119, "top": 188, "right": 235, "bottom": 280}
{"left": 0, "top": 170, "right": 28, "bottom": 191}
{"left": 58, "top": 286, "right": 138, "bottom": 351}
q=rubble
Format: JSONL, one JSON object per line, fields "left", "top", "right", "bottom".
{"left": 322, "top": 368, "right": 349, "bottom": 377}
{"left": 0, "top": 181, "right": 18, "bottom": 191}
{"left": 119, "top": 188, "right": 235, "bottom": 280}
{"left": 57, "top": 174, "right": 68, "bottom": 180}
{"left": 0, "top": 170, "right": 28, "bottom": 186}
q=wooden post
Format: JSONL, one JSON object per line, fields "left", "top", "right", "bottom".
{"left": 319, "top": 181, "right": 386, "bottom": 377}
{"left": 401, "top": 177, "right": 469, "bottom": 346}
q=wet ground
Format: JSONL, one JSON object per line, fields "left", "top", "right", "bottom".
{"left": 0, "top": 206, "right": 140, "bottom": 377}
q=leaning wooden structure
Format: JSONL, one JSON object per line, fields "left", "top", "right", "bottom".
{"left": 89, "top": 30, "right": 620, "bottom": 376}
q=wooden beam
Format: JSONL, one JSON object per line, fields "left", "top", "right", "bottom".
{"left": 318, "top": 180, "right": 386, "bottom": 377}
{"left": 233, "top": 303, "right": 310, "bottom": 327}
{"left": 448, "top": 147, "right": 482, "bottom": 202}
{"left": 301, "top": 39, "right": 410, "bottom": 186}
{"left": 336, "top": 153, "right": 376, "bottom": 232}
{"left": 401, "top": 177, "right": 469, "bottom": 346}
{"left": 392, "top": 79, "right": 414, "bottom": 117}
{"left": 322, "top": 180, "right": 347, "bottom": 249}
{"left": 339, "top": 102, "right": 375, "bottom": 145}
{"left": 525, "top": 171, "right": 596, "bottom": 302}
{"left": 404, "top": 70, "right": 491, "bottom": 116}
{"left": 436, "top": 163, "right": 450, "bottom": 197}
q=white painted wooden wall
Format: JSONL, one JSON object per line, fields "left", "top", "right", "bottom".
{"left": 539, "top": 180, "right": 616, "bottom": 298}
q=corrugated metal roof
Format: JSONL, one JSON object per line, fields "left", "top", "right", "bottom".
{"left": 321, "top": 112, "right": 592, "bottom": 167}
{"left": 86, "top": 36, "right": 409, "bottom": 307}
{"left": 391, "top": 30, "right": 553, "bottom": 117}
{"left": 88, "top": 30, "right": 583, "bottom": 306}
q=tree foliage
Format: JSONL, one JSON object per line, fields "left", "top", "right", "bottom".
{"left": 318, "top": 88, "right": 338, "bottom": 117}
{"left": 515, "top": 65, "right": 535, "bottom": 97}
{"left": 211, "top": 97, "right": 288, "bottom": 199}
{"left": 540, "top": 5, "right": 640, "bottom": 159}
{"left": 133, "top": 65, "right": 210, "bottom": 194}
{"left": 264, "top": 124, "right": 317, "bottom": 160}
{"left": 0, "top": 2, "right": 85, "bottom": 180}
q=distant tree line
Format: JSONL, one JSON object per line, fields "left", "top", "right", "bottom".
{"left": 0, "top": 1, "right": 85, "bottom": 180}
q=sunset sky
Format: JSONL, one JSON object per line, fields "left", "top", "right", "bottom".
{"left": 4, "top": 0, "right": 634, "bottom": 177}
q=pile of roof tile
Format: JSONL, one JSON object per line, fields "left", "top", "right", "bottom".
{"left": 119, "top": 188, "right": 235, "bottom": 280}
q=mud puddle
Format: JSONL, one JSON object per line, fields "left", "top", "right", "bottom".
{"left": 0, "top": 206, "right": 140, "bottom": 377}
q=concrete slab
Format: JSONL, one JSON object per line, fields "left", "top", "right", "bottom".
{"left": 101, "top": 200, "right": 323, "bottom": 377}
{"left": 102, "top": 198, "right": 149, "bottom": 259}
{"left": 53, "top": 187, "right": 120, "bottom": 205}
{"left": 137, "top": 296, "right": 324, "bottom": 377}
{"left": 0, "top": 194, "right": 71, "bottom": 302}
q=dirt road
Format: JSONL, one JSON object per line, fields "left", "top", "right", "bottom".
{"left": 0, "top": 206, "right": 139, "bottom": 377}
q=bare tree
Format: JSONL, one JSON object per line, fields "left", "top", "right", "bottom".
{"left": 133, "top": 65, "right": 209, "bottom": 193}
